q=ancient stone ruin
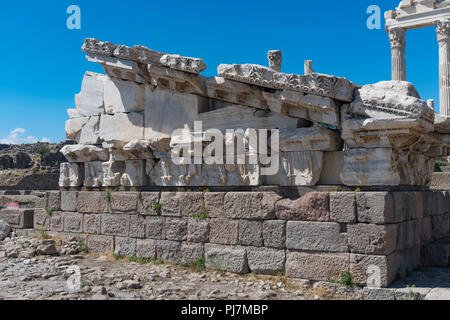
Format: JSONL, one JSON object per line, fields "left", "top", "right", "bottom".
{"left": 60, "top": 33, "right": 450, "bottom": 189}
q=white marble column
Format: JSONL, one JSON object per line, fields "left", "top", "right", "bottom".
{"left": 389, "top": 27, "right": 406, "bottom": 81}
{"left": 437, "top": 21, "right": 450, "bottom": 117}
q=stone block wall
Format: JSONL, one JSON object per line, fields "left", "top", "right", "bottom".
{"left": 36, "top": 190, "right": 450, "bottom": 287}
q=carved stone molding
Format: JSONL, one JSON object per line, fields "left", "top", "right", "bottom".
{"left": 436, "top": 20, "right": 450, "bottom": 42}
{"left": 388, "top": 28, "right": 406, "bottom": 48}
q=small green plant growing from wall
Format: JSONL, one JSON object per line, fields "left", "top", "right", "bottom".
{"left": 46, "top": 208, "right": 53, "bottom": 216}
{"left": 153, "top": 258, "right": 163, "bottom": 265}
{"left": 192, "top": 200, "right": 207, "bottom": 220}
{"left": 180, "top": 255, "right": 206, "bottom": 271}
{"left": 333, "top": 186, "right": 342, "bottom": 192}
{"left": 128, "top": 256, "right": 149, "bottom": 265}
{"left": 339, "top": 271, "right": 353, "bottom": 287}
{"left": 36, "top": 226, "right": 48, "bottom": 239}
{"left": 77, "top": 241, "right": 88, "bottom": 252}
{"left": 154, "top": 202, "right": 162, "bottom": 215}
{"left": 104, "top": 192, "right": 111, "bottom": 201}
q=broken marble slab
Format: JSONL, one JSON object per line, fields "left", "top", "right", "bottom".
{"left": 217, "top": 63, "right": 355, "bottom": 102}
{"left": 67, "top": 108, "right": 82, "bottom": 119}
{"left": 160, "top": 54, "right": 207, "bottom": 74}
{"left": 102, "top": 160, "right": 125, "bottom": 187}
{"left": 265, "top": 151, "right": 323, "bottom": 186}
{"left": 340, "top": 147, "right": 434, "bottom": 186}
{"left": 206, "top": 76, "right": 269, "bottom": 110}
{"left": 75, "top": 72, "right": 106, "bottom": 117}
{"left": 59, "top": 163, "right": 84, "bottom": 187}
{"left": 197, "top": 104, "right": 299, "bottom": 132}
{"left": 120, "top": 160, "right": 147, "bottom": 187}
{"left": 265, "top": 90, "right": 340, "bottom": 127}
{"left": 60, "top": 145, "right": 109, "bottom": 163}
{"left": 65, "top": 117, "right": 88, "bottom": 142}
{"left": 278, "top": 126, "right": 342, "bottom": 152}
{"left": 84, "top": 161, "right": 104, "bottom": 188}
{"left": 103, "top": 77, "right": 145, "bottom": 114}
{"left": 86, "top": 53, "right": 146, "bottom": 84}
{"left": 66, "top": 116, "right": 101, "bottom": 145}
{"left": 144, "top": 87, "right": 209, "bottom": 142}
{"left": 149, "top": 160, "right": 261, "bottom": 186}
{"left": 99, "top": 112, "right": 144, "bottom": 149}
{"left": 435, "top": 114, "right": 450, "bottom": 134}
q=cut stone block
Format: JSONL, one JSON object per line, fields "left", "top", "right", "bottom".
{"left": 59, "top": 163, "right": 84, "bottom": 187}
{"left": 83, "top": 214, "right": 101, "bottom": 234}
{"left": 285, "top": 251, "right": 350, "bottom": 281}
{"left": 0, "top": 209, "right": 34, "bottom": 229}
{"left": 138, "top": 192, "right": 160, "bottom": 216}
{"left": 286, "top": 221, "right": 348, "bottom": 253}
{"left": 209, "top": 218, "right": 239, "bottom": 245}
{"left": 205, "top": 244, "right": 249, "bottom": 274}
{"left": 114, "top": 237, "right": 136, "bottom": 257}
{"left": 76, "top": 192, "right": 109, "bottom": 213}
{"left": 180, "top": 242, "right": 204, "bottom": 264}
{"left": 144, "top": 87, "right": 208, "bottom": 141}
{"left": 187, "top": 218, "right": 210, "bottom": 243}
{"left": 64, "top": 213, "right": 83, "bottom": 233}
{"left": 104, "top": 77, "right": 144, "bottom": 114}
{"left": 204, "top": 192, "right": 225, "bottom": 218}
{"left": 266, "top": 151, "right": 323, "bottom": 186}
{"left": 348, "top": 223, "right": 398, "bottom": 255}
{"left": 75, "top": 71, "right": 106, "bottom": 117}
{"left": 101, "top": 214, "right": 129, "bottom": 236}
{"left": 160, "top": 192, "right": 181, "bottom": 216}
{"left": 318, "top": 151, "right": 344, "bottom": 185}
{"left": 78, "top": 116, "right": 102, "bottom": 145}
{"left": 165, "top": 218, "right": 188, "bottom": 241}
{"left": 224, "top": 192, "right": 281, "bottom": 220}
{"left": 102, "top": 160, "right": 125, "bottom": 187}
{"left": 246, "top": 247, "right": 285, "bottom": 275}
{"left": 275, "top": 192, "right": 330, "bottom": 222}
{"left": 330, "top": 192, "right": 356, "bottom": 223}
{"left": 110, "top": 192, "right": 138, "bottom": 213}
{"left": 155, "top": 240, "right": 181, "bottom": 264}
{"left": 87, "top": 235, "right": 114, "bottom": 253}
{"left": 61, "top": 191, "right": 77, "bottom": 212}
{"left": 130, "top": 215, "right": 146, "bottom": 239}
{"left": 145, "top": 216, "right": 165, "bottom": 240}
{"left": 99, "top": 112, "right": 144, "bottom": 148}
{"left": 278, "top": 126, "right": 342, "bottom": 152}
{"left": 356, "top": 192, "right": 395, "bottom": 224}
{"left": 350, "top": 253, "right": 400, "bottom": 288}
{"left": 120, "top": 160, "right": 147, "bottom": 187}
{"left": 136, "top": 239, "right": 156, "bottom": 259}
{"left": 60, "top": 145, "right": 109, "bottom": 163}
{"left": 238, "top": 220, "right": 263, "bottom": 247}
{"left": 159, "top": 54, "right": 207, "bottom": 74}
{"left": 65, "top": 117, "right": 88, "bottom": 141}
{"left": 262, "top": 220, "right": 286, "bottom": 249}
{"left": 84, "top": 161, "right": 104, "bottom": 188}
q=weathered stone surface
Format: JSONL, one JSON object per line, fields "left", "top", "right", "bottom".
{"left": 0, "top": 220, "right": 11, "bottom": 240}
{"left": 275, "top": 192, "right": 330, "bottom": 221}
{"left": 64, "top": 213, "right": 83, "bottom": 233}
{"left": 34, "top": 209, "right": 49, "bottom": 229}
{"left": 155, "top": 240, "right": 181, "bottom": 264}
{"left": 121, "top": 140, "right": 155, "bottom": 160}
{"left": 60, "top": 145, "right": 109, "bottom": 163}
{"left": 285, "top": 251, "right": 349, "bottom": 281}
{"left": 65, "top": 117, "right": 88, "bottom": 141}
{"left": 75, "top": 71, "right": 106, "bottom": 117}
{"left": 422, "top": 216, "right": 432, "bottom": 242}
{"left": 224, "top": 192, "right": 281, "bottom": 220}
{"left": 0, "top": 209, "right": 34, "bottom": 229}
{"left": 246, "top": 247, "right": 285, "bottom": 275}
{"left": 59, "top": 163, "right": 84, "bottom": 187}
{"left": 318, "top": 151, "right": 345, "bottom": 185}
{"left": 77, "top": 192, "right": 109, "bottom": 213}
{"left": 83, "top": 214, "right": 101, "bottom": 235}
{"left": 180, "top": 193, "right": 204, "bottom": 217}
{"left": 99, "top": 112, "right": 144, "bottom": 148}
{"left": 49, "top": 212, "right": 64, "bottom": 232}
{"left": 114, "top": 237, "right": 137, "bottom": 257}
{"left": 130, "top": 215, "right": 146, "bottom": 239}
{"left": 217, "top": 63, "right": 355, "bottom": 102}
{"left": 160, "top": 54, "right": 207, "bottom": 74}
{"left": 61, "top": 191, "right": 77, "bottom": 212}
{"left": 238, "top": 220, "right": 263, "bottom": 247}
{"left": 144, "top": 87, "right": 208, "bottom": 141}
{"left": 101, "top": 214, "right": 129, "bottom": 236}
{"left": 205, "top": 244, "right": 249, "bottom": 274}
{"left": 187, "top": 218, "right": 210, "bottom": 243}
{"left": 348, "top": 224, "right": 398, "bottom": 255}
{"left": 262, "top": 220, "right": 286, "bottom": 249}
{"left": 138, "top": 192, "right": 160, "bottom": 216}
{"left": 78, "top": 116, "right": 102, "bottom": 145}
{"left": 350, "top": 253, "right": 399, "bottom": 288}
{"left": 145, "top": 216, "right": 165, "bottom": 240}
{"left": 278, "top": 126, "right": 342, "bottom": 152}
{"left": 165, "top": 218, "right": 188, "bottom": 241}
{"left": 87, "top": 235, "right": 114, "bottom": 253}
{"left": 180, "top": 242, "right": 204, "bottom": 263}
{"left": 267, "top": 151, "right": 323, "bottom": 186}
{"left": 356, "top": 192, "right": 395, "bottom": 224}
{"left": 204, "top": 192, "right": 225, "bottom": 218}
{"left": 330, "top": 192, "right": 356, "bottom": 223}
{"left": 160, "top": 193, "right": 181, "bottom": 216}
{"left": 104, "top": 77, "right": 144, "bottom": 114}
{"left": 136, "top": 239, "right": 156, "bottom": 259}
{"left": 209, "top": 218, "right": 239, "bottom": 245}
{"left": 110, "top": 192, "right": 138, "bottom": 213}
{"left": 120, "top": 160, "right": 147, "bottom": 187}
{"left": 102, "top": 160, "right": 125, "bottom": 187}
{"left": 46, "top": 191, "right": 61, "bottom": 211}
{"left": 397, "top": 220, "right": 416, "bottom": 251}
{"left": 84, "top": 162, "right": 104, "bottom": 188}
{"left": 286, "top": 221, "right": 348, "bottom": 253}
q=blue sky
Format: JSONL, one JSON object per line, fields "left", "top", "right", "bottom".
{"left": 0, "top": 0, "right": 438, "bottom": 143}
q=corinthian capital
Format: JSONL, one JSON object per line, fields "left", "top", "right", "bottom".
{"left": 388, "top": 28, "right": 406, "bottom": 48}
{"left": 436, "top": 21, "right": 450, "bottom": 42}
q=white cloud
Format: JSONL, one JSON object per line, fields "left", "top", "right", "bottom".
{"left": 0, "top": 128, "right": 50, "bottom": 144}
{"left": 41, "top": 137, "right": 51, "bottom": 143}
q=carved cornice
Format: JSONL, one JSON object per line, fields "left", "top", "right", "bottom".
{"left": 388, "top": 28, "right": 406, "bottom": 48}
{"left": 436, "top": 20, "right": 450, "bottom": 42}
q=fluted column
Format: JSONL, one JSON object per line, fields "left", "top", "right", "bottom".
{"left": 389, "top": 27, "right": 406, "bottom": 81}
{"left": 437, "top": 21, "right": 450, "bottom": 117}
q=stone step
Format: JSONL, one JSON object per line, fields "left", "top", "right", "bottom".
{"left": 0, "top": 208, "right": 34, "bottom": 229}
{"left": 421, "top": 235, "right": 450, "bottom": 267}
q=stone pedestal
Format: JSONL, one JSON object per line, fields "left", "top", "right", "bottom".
{"left": 437, "top": 21, "right": 450, "bottom": 117}
{"left": 389, "top": 28, "right": 406, "bottom": 81}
